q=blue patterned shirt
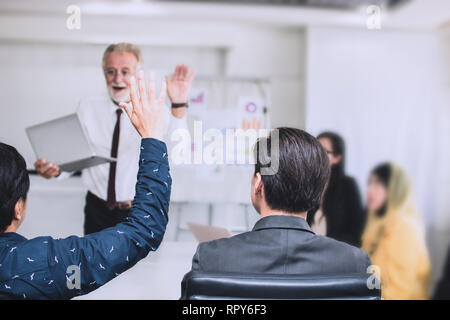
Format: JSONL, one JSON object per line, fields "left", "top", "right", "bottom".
{"left": 0, "top": 138, "right": 171, "bottom": 299}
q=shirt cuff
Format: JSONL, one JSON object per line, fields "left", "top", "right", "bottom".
{"left": 55, "top": 171, "right": 73, "bottom": 180}
{"left": 140, "top": 138, "right": 168, "bottom": 163}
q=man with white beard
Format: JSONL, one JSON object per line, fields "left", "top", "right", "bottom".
{"left": 34, "top": 43, "right": 195, "bottom": 234}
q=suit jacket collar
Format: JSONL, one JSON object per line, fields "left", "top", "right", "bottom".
{"left": 252, "top": 215, "right": 315, "bottom": 234}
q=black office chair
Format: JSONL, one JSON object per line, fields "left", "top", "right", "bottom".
{"left": 181, "top": 271, "right": 381, "bottom": 300}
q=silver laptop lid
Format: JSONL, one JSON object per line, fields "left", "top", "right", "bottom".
{"left": 26, "top": 113, "right": 95, "bottom": 165}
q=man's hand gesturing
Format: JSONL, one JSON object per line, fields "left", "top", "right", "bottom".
{"left": 166, "top": 64, "right": 195, "bottom": 119}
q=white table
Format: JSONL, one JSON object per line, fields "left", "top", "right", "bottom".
{"left": 74, "top": 241, "right": 198, "bottom": 300}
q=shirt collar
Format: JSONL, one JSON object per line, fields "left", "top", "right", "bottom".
{"left": 108, "top": 98, "right": 121, "bottom": 114}
{"left": 0, "top": 232, "right": 27, "bottom": 243}
{"left": 252, "top": 215, "right": 315, "bottom": 235}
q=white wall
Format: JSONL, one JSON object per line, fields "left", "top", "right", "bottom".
{"left": 305, "top": 26, "right": 450, "bottom": 291}
{"left": 0, "top": 12, "right": 306, "bottom": 167}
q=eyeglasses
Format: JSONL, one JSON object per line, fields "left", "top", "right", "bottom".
{"left": 104, "top": 68, "right": 133, "bottom": 79}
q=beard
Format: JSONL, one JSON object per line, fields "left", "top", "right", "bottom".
{"left": 107, "top": 83, "right": 130, "bottom": 104}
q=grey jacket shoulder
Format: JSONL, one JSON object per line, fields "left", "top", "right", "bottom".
{"left": 191, "top": 232, "right": 253, "bottom": 271}
{"left": 310, "top": 234, "right": 371, "bottom": 273}
{"left": 191, "top": 222, "right": 371, "bottom": 275}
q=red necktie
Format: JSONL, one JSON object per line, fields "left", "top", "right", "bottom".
{"left": 106, "top": 109, "right": 122, "bottom": 210}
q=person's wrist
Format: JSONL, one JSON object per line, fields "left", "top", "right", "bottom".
{"left": 171, "top": 102, "right": 188, "bottom": 108}
{"left": 140, "top": 130, "right": 163, "bottom": 141}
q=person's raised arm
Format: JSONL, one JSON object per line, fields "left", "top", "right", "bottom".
{"left": 44, "top": 70, "right": 171, "bottom": 299}
{"left": 121, "top": 70, "right": 167, "bottom": 140}
{"left": 166, "top": 64, "right": 195, "bottom": 119}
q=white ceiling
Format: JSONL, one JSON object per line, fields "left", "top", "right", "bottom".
{"left": 0, "top": 0, "right": 449, "bottom": 31}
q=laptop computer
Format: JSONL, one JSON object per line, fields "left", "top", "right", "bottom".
{"left": 26, "top": 113, "right": 116, "bottom": 172}
{"left": 187, "top": 222, "right": 232, "bottom": 242}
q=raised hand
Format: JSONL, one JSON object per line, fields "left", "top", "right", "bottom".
{"left": 165, "top": 64, "right": 196, "bottom": 119}
{"left": 119, "top": 70, "right": 166, "bottom": 141}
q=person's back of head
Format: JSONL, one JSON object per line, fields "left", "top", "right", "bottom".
{"left": 0, "top": 143, "right": 30, "bottom": 233}
{"left": 251, "top": 127, "right": 330, "bottom": 217}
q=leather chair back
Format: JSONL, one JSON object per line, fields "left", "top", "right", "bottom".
{"left": 181, "top": 271, "right": 381, "bottom": 300}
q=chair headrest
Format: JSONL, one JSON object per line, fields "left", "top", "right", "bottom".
{"left": 181, "top": 271, "right": 381, "bottom": 300}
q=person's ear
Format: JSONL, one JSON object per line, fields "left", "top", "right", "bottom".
{"left": 253, "top": 173, "right": 263, "bottom": 195}
{"left": 14, "top": 199, "right": 25, "bottom": 221}
{"left": 334, "top": 154, "right": 343, "bottom": 165}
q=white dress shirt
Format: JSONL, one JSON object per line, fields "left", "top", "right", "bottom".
{"left": 67, "top": 94, "right": 186, "bottom": 202}
{"left": 311, "top": 208, "right": 327, "bottom": 236}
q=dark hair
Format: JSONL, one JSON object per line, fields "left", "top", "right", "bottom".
{"left": 370, "top": 162, "right": 391, "bottom": 217}
{"left": 317, "top": 131, "right": 346, "bottom": 175}
{"left": 307, "top": 131, "right": 347, "bottom": 225}
{"left": 254, "top": 127, "right": 330, "bottom": 213}
{"left": 0, "top": 143, "right": 30, "bottom": 232}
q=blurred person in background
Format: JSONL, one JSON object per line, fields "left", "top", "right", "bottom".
{"left": 307, "top": 132, "right": 365, "bottom": 247}
{"left": 433, "top": 246, "right": 450, "bottom": 299}
{"left": 361, "top": 162, "right": 431, "bottom": 300}
{"left": 32, "top": 42, "right": 195, "bottom": 234}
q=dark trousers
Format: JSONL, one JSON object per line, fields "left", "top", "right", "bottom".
{"left": 84, "top": 191, "right": 130, "bottom": 235}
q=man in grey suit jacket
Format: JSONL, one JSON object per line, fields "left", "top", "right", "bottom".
{"left": 188, "top": 127, "right": 370, "bottom": 275}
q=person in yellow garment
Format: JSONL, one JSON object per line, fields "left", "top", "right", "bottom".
{"left": 362, "top": 162, "right": 431, "bottom": 300}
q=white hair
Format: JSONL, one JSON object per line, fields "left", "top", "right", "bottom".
{"left": 102, "top": 42, "right": 143, "bottom": 70}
